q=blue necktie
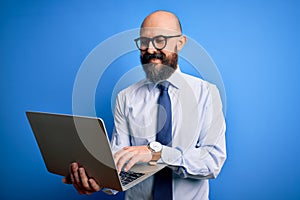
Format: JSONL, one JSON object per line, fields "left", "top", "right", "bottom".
{"left": 153, "top": 81, "right": 173, "bottom": 200}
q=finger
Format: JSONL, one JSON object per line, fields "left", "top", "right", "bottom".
{"left": 79, "top": 167, "right": 92, "bottom": 191}
{"left": 62, "top": 176, "right": 71, "bottom": 184}
{"left": 70, "top": 173, "right": 84, "bottom": 194}
{"left": 69, "top": 173, "right": 84, "bottom": 194}
{"left": 116, "top": 151, "right": 134, "bottom": 173}
{"left": 114, "top": 147, "right": 130, "bottom": 164}
{"left": 70, "top": 172, "right": 75, "bottom": 183}
{"left": 124, "top": 155, "right": 140, "bottom": 172}
{"left": 70, "top": 163, "right": 86, "bottom": 194}
{"left": 68, "top": 163, "right": 74, "bottom": 183}
{"left": 73, "top": 183, "right": 85, "bottom": 195}
{"left": 71, "top": 163, "right": 81, "bottom": 186}
{"left": 89, "top": 178, "right": 102, "bottom": 192}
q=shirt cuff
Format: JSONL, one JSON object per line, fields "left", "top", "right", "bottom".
{"left": 102, "top": 188, "right": 118, "bottom": 195}
{"left": 160, "top": 145, "right": 182, "bottom": 165}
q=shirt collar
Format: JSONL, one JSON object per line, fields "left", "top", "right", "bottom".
{"left": 143, "top": 65, "right": 184, "bottom": 92}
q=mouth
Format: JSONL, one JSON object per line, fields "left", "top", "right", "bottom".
{"left": 142, "top": 53, "right": 165, "bottom": 65}
{"left": 149, "top": 58, "right": 162, "bottom": 64}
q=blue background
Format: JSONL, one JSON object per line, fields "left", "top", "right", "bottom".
{"left": 1, "top": 0, "right": 300, "bottom": 199}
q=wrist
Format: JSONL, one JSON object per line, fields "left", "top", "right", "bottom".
{"left": 147, "top": 142, "right": 162, "bottom": 164}
{"left": 150, "top": 150, "right": 161, "bottom": 161}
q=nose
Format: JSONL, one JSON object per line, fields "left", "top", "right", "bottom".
{"left": 146, "top": 41, "right": 157, "bottom": 54}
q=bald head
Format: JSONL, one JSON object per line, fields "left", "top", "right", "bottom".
{"left": 138, "top": 11, "right": 187, "bottom": 83}
{"left": 141, "top": 10, "right": 182, "bottom": 34}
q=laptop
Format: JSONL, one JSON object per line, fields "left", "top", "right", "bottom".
{"left": 26, "top": 111, "right": 166, "bottom": 191}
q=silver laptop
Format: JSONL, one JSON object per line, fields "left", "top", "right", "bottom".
{"left": 26, "top": 111, "right": 166, "bottom": 191}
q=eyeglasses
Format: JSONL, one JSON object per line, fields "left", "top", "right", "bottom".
{"left": 134, "top": 35, "right": 182, "bottom": 51}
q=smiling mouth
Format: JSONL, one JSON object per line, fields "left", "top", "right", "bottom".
{"left": 141, "top": 52, "right": 165, "bottom": 65}
{"left": 149, "top": 58, "right": 162, "bottom": 64}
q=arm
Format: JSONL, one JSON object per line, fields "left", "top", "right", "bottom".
{"left": 111, "top": 91, "right": 153, "bottom": 172}
{"left": 161, "top": 84, "right": 226, "bottom": 179}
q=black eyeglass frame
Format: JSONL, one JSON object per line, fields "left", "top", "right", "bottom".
{"left": 134, "top": 34, "right": 182, "bottom": 50}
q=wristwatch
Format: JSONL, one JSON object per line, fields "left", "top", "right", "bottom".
{"left": 147, "top": 141, "right": 162, "bottom": 165}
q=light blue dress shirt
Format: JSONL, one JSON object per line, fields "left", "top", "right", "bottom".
{"left": 110, "top": 68, "right": 226, "bottom": 200}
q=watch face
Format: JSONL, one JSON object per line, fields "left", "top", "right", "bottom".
{"left": 150, "top": 142, "right": 162, "bottom": 152}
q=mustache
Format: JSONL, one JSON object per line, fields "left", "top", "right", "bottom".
{"left": 140, "top": 52, "right": 166, "bottom": 64}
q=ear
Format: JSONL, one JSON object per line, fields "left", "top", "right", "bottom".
{"left": 176, "top": 35, "right": 187, "bottom": 51}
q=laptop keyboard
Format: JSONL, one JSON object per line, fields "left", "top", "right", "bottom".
{"left": 119, "top": 171, "right": 145, "bottom": 186}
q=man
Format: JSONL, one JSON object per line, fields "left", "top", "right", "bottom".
{"left": 63, "top": 10, "right": 226, "bottom": 200}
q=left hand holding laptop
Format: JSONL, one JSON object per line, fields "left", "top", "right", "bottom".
{"left": 62, "top": 162, "right": 102, "bottom": 195}
{"left": 63, "top": 145, "right": 153, "bottom": 195}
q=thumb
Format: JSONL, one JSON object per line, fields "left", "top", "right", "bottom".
{"left": 62, "top": 176, "right": 72, "bottom": 184}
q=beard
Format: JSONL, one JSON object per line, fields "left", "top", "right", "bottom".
{"left": 140, "top": 51, "right": 178, "bottom": 83}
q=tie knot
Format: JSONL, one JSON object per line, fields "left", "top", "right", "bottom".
{"left": 158, "top": 81, "right": 170, "bottom": 91}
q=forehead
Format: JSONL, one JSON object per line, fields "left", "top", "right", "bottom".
{"left": 140, "top": 27, "right": 180, "bottom": 38}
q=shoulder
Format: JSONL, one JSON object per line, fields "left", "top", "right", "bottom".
{"left": 180, "top": 72, "right": 216, "bottom": 92}
{"left": 118, "top": 78, "right": 147, "bottom": 94}
{"left": 178, "top": 72, "right": 222, "bottom": 107}
{"left": 179, "top": 72, "right": 223, "bottom": 111}
{"left": 116, "top": 78, "right": 149, "bottom": 102}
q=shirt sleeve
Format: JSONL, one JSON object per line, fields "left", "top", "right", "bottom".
{"left": 160, "top": 84, "right": 227, "bottom": 179}
{"left": 110, "top": 91, "right": 132, "bottom": 154}
{"left": 100, "top": 91, "right": 131, "bottom": 195}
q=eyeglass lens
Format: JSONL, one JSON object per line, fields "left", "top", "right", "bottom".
{"left": 138, "top": 36, "right": 166, "bottom": 50}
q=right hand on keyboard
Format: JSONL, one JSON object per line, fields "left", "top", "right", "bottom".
{"left": 62, "top": 162, "right": 102, "bottom": 195}
{"left": 114, "top": 145, "right": 152, "bottom": 174}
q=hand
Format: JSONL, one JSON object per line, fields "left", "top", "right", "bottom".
{"left": 62, "top": 162, "right": 102, "bottom": 195}
{"left": 114, "top": 146, "right": 152, "bottom": 173}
